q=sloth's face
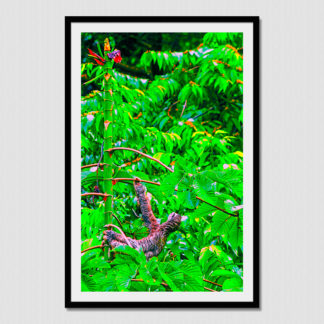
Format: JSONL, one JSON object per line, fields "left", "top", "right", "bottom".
{"left": 167, "top": 212, "right": 181, "bottom": 222}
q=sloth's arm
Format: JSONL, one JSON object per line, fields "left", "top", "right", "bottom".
{"left": 133, "top": 179, "right": 159, "bottom": 233}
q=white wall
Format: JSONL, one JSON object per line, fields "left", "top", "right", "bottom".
{"left": 1, "top": 1, "right": 323, "bottom": 323}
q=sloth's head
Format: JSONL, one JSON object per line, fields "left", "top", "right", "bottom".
{"left": 160, "top": 212, "right": 182, "bottom": 235}
{"left": 167, "top": 212, "right": 181, "bottom": 222}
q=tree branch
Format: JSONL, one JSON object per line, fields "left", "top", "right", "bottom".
{"left": 106, "top": 147, "right": 174, "bottom": 172}
{"left": 81, "top": 192, "right": 111, "bottom": 198}
{"left": 203, "top": 278, "right": 223, "bottom": 287}
{"left": 81, "top": 163, "right": 107, "bottom": 170}
{"left": 112, "top": 178, "right": 159, "bottom": 186}
{"left": 82, "top": 178, "right": 238, "bottom": 217}
{"left": 81, "top": 245, "right": 102, "bottom": 253}
{"left": 111, "top": 177, "right": 239, "bottom": 217}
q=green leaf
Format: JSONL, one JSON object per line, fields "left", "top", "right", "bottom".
{"left": 200, "top": 169, "right": 243, "bottom": 197}
{"left": 115, "top": 264, "right": 138, "bottom": 291}
{"left": 177, "top": 261, "right": 204, "bottom": 291}
{"left": 96, "top": 42, "right": 104, "bottom": 59}
{"left": 160, "top": 169, "right": 184, "bottom": 196}
{"left": 178, "top": 189, "right": 197, "bottom": 209}
{"left": 211, "top": 269, "right": 242, "bottom": 283}
{"left": 190, "top": 202, "right": 216, "bottom": 219}
{"left": 212, "top": 211, "right": 243, "bottom": 248}
{"left": 222, "top": 277, "right": 243, "bottom": 292}
{"left": 159, "top": 116, "right": 169, "bottom": 130}
{"left": 81, "top": 274, "right": 98, "bottom": 291}
{"left": 113, "top": 245, "right": 146, "bottom": 264}
{"left": 158, "top": 263, "right": 180, "bottom": 291}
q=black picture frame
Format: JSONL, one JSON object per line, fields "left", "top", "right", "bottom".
{"left": 65, "top": 16, "right": 260, "bottom": 308}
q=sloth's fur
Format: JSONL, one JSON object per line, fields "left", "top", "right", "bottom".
{"left": 102, "top": 181, "right": 181, "bottom": 260}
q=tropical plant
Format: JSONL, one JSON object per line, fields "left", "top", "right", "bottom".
{"left": 80, "top": 32, "right": 243, "bottom": 292}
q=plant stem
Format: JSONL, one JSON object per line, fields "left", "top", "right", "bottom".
{"left": 180, "top": 100, "right": 187, "bottom": 118}
{"left": 103, "top": 68, "right": 114, "bottom": 260}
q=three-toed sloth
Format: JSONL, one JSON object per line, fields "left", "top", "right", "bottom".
{"left": 102, "top": 179, "right": 181, "bottom": 260}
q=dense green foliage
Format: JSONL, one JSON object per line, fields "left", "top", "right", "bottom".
{"left": 81, "top": 32, "right": 244, "bottom": 292}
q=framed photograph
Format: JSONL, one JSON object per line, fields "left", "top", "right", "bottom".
{"left": 65, "top": 16, "right": 259, "bottom": 308}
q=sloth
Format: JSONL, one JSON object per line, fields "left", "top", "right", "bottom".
{"left": 102, "top": 179, "right": 181, "bottom": 260}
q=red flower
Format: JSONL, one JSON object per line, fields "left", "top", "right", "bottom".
{"left": 107, "top": 50, "right": 122, "bottom": 63}
{"left": 94, "top": 58, "right": 104, "bottom": 66}
{"left": 113, "top": 53, "right": 122, "bottom": 63}
{"left": 87, "top": 48, "right": 105, "bottom": 65}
